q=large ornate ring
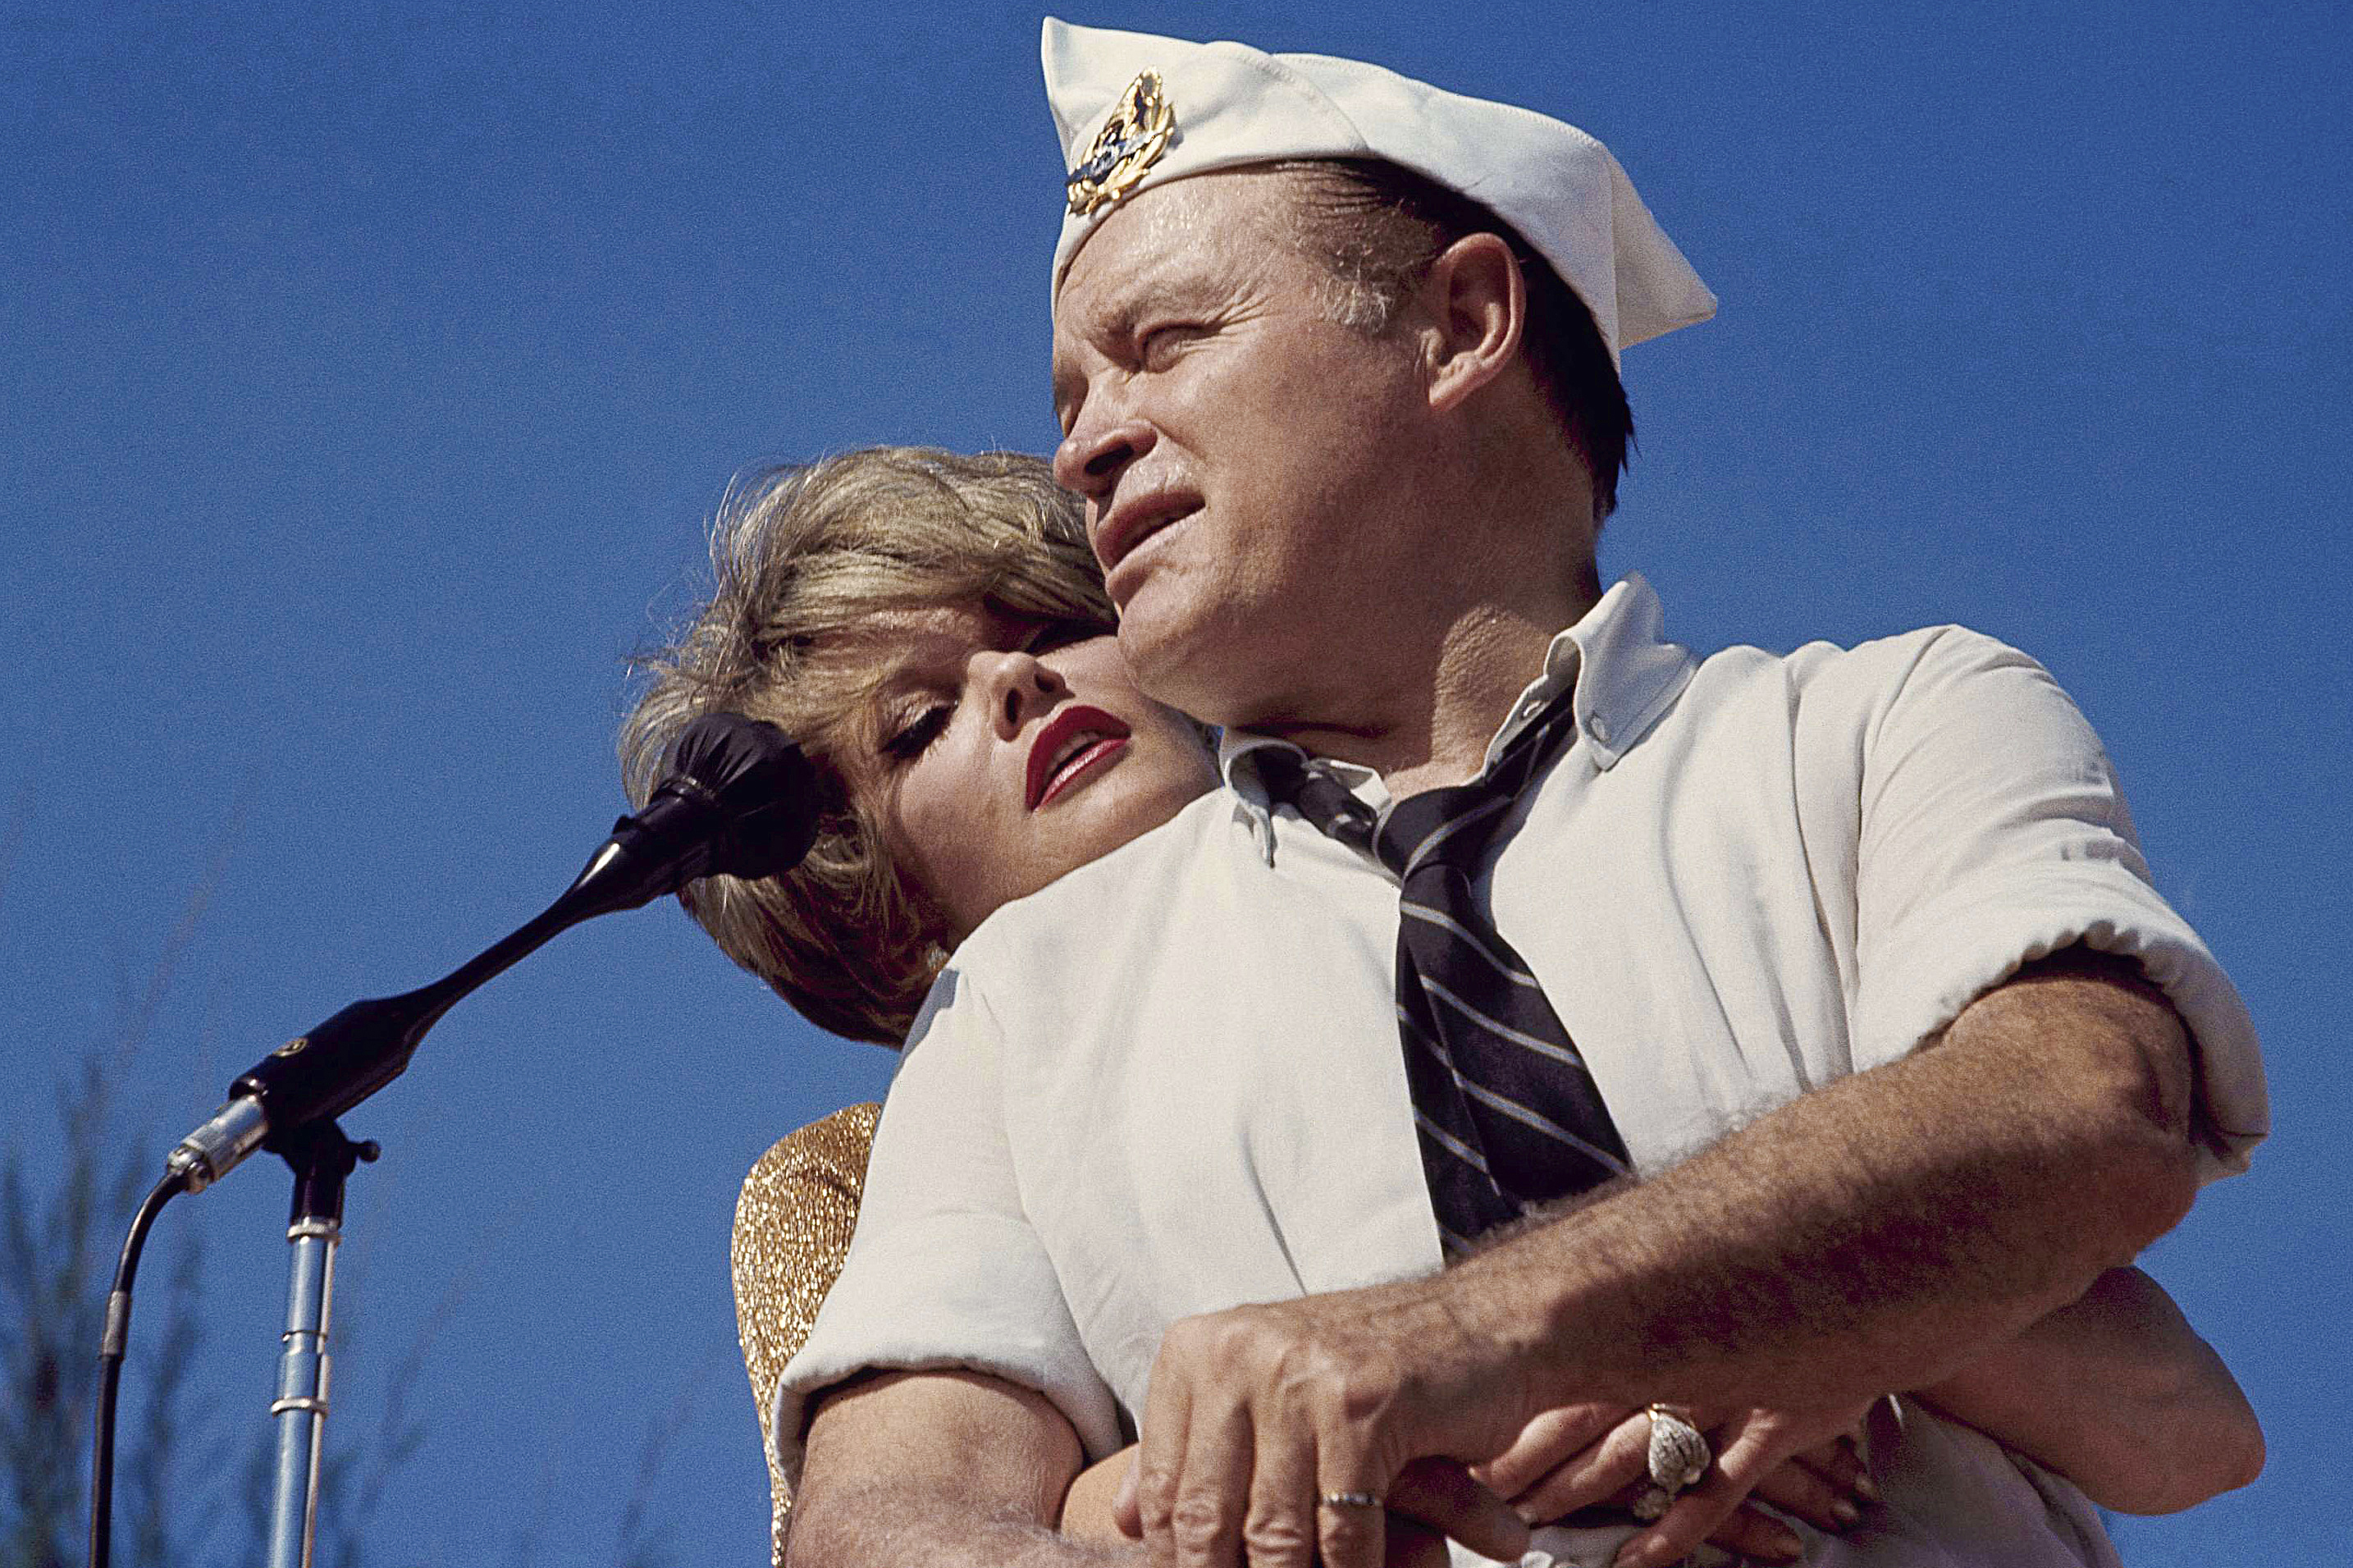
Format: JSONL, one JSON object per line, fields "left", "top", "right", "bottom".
{"left": 1318, "top": 1490, "right": 1384, "bottom": 1511}
{"left": 1630, "top": 1405, "right": 1712, "bottom": 1522}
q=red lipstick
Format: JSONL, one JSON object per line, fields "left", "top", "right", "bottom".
{"left": 1026, "top": 704, "right": 1132, "bottom": 811}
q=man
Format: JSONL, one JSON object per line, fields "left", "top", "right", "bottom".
{"left": 781, "top": 21, "right": 2265, "bottom": 1568}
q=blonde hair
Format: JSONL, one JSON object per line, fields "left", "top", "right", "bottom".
{"left": 620, "top": 447, "right": 1114, "bottom": 1044}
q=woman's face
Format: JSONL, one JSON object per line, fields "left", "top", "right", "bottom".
{"left": 828, "top": 603, "right": 1220, "bottom": 943}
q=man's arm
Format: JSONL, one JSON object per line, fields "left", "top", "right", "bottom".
{"left": 1124, "top": 952, "right": 2200, "bottom": 1568}
{"left": 791, "top": 1371, "right": 1513, "bottom": 1568}
{"left": 789, "top": 1369, "right": 1136, "bottom": 1568}
{"left": 1519, "top": 952, "right": 2199, "bottom": 1406}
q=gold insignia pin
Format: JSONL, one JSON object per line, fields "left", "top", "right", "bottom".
{"left": 1065, "top": 69, "right": 1175, "bottom": 217}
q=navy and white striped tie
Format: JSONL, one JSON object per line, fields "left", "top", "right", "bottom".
{"left": 1263, "top": 701, "right": 1630, "bottom": 1253}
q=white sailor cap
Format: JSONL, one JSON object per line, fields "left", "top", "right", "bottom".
{"left": 1042, "top": 17, "right": 1716, "bottom": 362}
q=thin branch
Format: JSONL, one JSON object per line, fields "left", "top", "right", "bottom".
{"left": 112, "top": 782, "right": 251, "bottom": 1076}
{"left": 0, "top": 774, "right": 31, "bottom": 917}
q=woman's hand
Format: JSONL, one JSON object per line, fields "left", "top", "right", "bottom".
{"left": 1475, "top": 1401, "right": 1877, "bottom": 1568}
{"left": 1062, "top": 1447, "right": 1144, "bottom": 1543}
{"left": 1103, "top": 1394, "right": 1878, "bottom": 1568}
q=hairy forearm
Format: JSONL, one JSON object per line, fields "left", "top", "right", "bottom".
{"left": 1450, "top": 955, "right": 2200, "bottom": 1417}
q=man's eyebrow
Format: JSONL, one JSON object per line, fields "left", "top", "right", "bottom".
{"left": 1079, "top": 263, "right": 1231, "bottom": 343}
{"left": 1052, "top": 270, "right": 1233, "bottom": 423}
{"left": 1121, "top": 269, "right": 1237, "bottom": 331}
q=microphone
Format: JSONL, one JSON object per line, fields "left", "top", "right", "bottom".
{"left": 167, "top": 713, "right": 820, "bottom": 1191}
{"left": 560, "top": 711, "right": 821, "bottom": 921}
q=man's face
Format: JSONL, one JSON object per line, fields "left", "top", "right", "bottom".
{"left": 1050, "top": 171, "right": 1437, "bottom": 730}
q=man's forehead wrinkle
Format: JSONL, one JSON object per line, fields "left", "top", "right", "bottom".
{"left": 1053, "top": 175, "right": 1300, "bottom": 425}
{"left": 1068, "top": 244, "right": 1267, "bottom": 346}
{"left": 1061, "top": 184, "right": 1221, "bottom": 321}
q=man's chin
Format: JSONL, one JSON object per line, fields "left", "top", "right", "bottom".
{"left": 1113, "top": 600, "right": 1264, "bottom": 730}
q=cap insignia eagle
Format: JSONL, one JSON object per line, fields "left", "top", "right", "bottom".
{"left": 1065, "top": 69, "right": 1175, "bottom": 217}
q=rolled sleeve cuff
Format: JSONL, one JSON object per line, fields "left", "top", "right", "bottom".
{"left": 1858, "top": 866, "right": 2268, "bottom": 1184}
{"left": 767, "top": 1210, "right": 1126, "bottom": 1490}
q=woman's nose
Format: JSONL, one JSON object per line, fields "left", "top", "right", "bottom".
{"left": 980, "top": 650, "right": 1068, "bottom": 738}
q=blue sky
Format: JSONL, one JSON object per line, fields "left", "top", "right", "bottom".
{"left": 3, "top": 2, "right": 2346, "bottom": 1562}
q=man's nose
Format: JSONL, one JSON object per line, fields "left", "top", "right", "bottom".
{"left": 1052, "top": 414, "right": 1156, "bottom": 500}
{"left": 980, "top": 651, "right": 1068, "bottom": 739}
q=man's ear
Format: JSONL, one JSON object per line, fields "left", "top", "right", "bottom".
{"left": 1415, "top": 232, "right": 1524, "bottom": 414}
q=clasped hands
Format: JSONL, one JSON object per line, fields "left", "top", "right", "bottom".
{"left": 1111, "top": 1285, "right": 1873, "bottom": 1568}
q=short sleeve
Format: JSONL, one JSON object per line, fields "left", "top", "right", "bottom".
{"left": 769, "top": 970, "right": 1125, "bottom": 1487}
{"left": 1845, "top": 628, "right": 2267, "bottom": 1182}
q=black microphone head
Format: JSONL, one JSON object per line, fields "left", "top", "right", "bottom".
{"left": 665, "top": 712, "right": 821, "bottom": 880}
{"left": 568, "top": 713, "right": 821, "bottom": 919}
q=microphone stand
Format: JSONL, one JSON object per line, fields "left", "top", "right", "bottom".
{"left": 264, "top": 1120, "right": 373, "bottom": 1568}
{"left": 244, "top": 873, "right": 638, "bottom": 1568}
{"left": 102, "top": 714, "right": 820, "bottom": 1568}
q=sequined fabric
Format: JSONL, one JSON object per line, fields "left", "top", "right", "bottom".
{"left": 730, "top": 1101, "right": 880, "bottom": 1568}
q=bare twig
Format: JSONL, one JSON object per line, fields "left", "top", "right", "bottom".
{"left": 0, "top": 775, "right": 32, "bottom": 917}
{"left": 110, "top": 783, "right": 250, "bottom": 1077}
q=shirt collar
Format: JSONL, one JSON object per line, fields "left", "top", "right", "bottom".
{"left": 1220, "top": 574, "right": 1695, "bottom": 855}
{"left": 1503, "top": 571, "right": 1694, "bottom": 771}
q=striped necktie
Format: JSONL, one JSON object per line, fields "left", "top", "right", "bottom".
{"left": 1259, "top": 701, "right": 1630, "bottom": 1253}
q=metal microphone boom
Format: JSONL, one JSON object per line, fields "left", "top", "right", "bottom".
{"left": 167, "top": 711, "right": 818, "bottom": 1192}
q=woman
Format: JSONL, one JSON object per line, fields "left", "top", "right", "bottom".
{"left": 621, "top": 445, "right": 1208, "bottom": 1047}
{"left": 622, "top": 445, "right": 1221, "bottom": 1560}
{"left": 622, "top": 447, "right": 2258, "bottom": 1568}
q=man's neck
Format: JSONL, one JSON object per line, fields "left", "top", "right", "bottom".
{"left": 1259, "top": 596, "right": 1591, "bottom": 799}
{"left": 1232, "top": 438, "right": 1603, "bottom": 795}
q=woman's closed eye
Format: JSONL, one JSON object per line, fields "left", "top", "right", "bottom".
{"left": 880, "top": 702, "right": 953, "bottom": 762}
{"left": 876, "top": 622, "right": 1099, "bottom": 762}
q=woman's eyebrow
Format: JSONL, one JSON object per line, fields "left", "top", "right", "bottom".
{"left": 866, "top": 623, "right": 997, "bottom": 694}
{"left": 868, "top": 648, "right": 940, "bottom": 697}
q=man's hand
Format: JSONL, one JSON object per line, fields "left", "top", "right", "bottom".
{"left": 1116, "top": 1457, "right": 1492, "bottom": 1568}
{"left": 1125, "top": 949, "right": 2200, "bottom": 1568}
{"left": 1126, "top": 1280, "right": 1535, "bottom": 1568}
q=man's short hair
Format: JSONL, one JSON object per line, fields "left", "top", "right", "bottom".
{"left": 619, "top": 447, "right": 1115, "bottom": 1044}
{"left": 1272, "top": 158, "right": 1634, "bottom": 522}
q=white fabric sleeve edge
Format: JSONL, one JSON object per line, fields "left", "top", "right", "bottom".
{"left": 765, "top": 1210, "right": 1126, "bottom": 1492}
{"left": 1857, "top": 869, "right": 2268, "bottom": 1184}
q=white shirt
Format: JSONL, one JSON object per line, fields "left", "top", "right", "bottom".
{"left": 779, "top": 576, "right": 2266, "bottom": 1567}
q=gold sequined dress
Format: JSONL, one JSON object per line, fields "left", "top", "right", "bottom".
{"left": 729, "top": 1101, "right": 880, "bottom": 1568}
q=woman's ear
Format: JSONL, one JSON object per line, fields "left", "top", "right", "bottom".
{"left": 1414, "top": 232, "right": 1525, "bottom": 414}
